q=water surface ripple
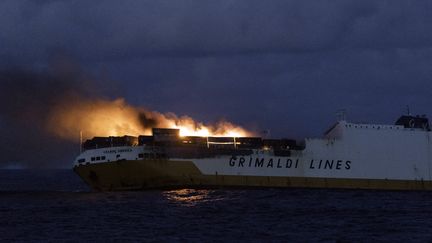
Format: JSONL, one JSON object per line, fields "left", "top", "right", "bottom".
{"left": 0, "top": 170, "right": 431, "bottom": 242}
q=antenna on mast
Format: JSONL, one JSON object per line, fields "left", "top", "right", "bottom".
{"left": 336, "top": 109, "right": 347, "bottom": 121}
{"left": 262, "top": 129, "right": 270, "bottom": 139}
{"left": 406, "top": 105, "right": 411, "bottom": 116}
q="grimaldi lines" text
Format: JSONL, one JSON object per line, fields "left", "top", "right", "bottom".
{"left": 229, "top": 157, "right": 352, "bottom": 170}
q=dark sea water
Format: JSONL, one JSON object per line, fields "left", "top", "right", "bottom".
{"left": 1, "top": 170, "right": 432, "bottom": 242}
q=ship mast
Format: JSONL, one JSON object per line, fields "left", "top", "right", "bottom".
{"left": 79, "top": 130, "right": 83, "bottom": 153}
{"left": 336, "top": 109, "right": 347, "bottom": 121}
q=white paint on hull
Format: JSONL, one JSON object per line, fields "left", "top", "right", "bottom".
{"left": 74, "top": 120, "right": 432, "bottom": 182}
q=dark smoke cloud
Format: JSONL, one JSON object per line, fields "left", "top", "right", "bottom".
{"left": 0, "top": 63, "right": 106, "bottom": 168}
{"left": 137, "top": 113, "right": 158, "bottom": 130}
{"left": 0, "top": 63, "right": 253, "bottom": 168}
{"left": 1, "top": 66, "right": 88, "bottom": 119}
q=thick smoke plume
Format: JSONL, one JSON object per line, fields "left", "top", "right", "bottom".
{"left": 0, "top": 65, "right": 98, "bottom": 168}
{"left": 0, "top": 66, "right": 251, "bottom": 168}
{"left": 47, "top": 97, "right": 252, "bottom": 140}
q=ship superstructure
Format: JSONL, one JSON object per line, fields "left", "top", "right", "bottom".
{"left": 73, "top": 115, "right": 432, "bottom": 191}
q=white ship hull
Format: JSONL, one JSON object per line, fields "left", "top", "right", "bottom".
{"left": 73, "top": 119, "right": 432, "bottom": 191}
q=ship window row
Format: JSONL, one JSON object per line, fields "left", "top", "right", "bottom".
{"left": 91, "top": 156, "right": 106, "bottom": 161}
{"left": 78, "top": 158, "right": 85, "bottom": 163}
{"left": 345, "top": 124, "right": 401, "bottom": 130}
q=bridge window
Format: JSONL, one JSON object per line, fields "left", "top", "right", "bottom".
{"left": 96, "top": 156, "right": 101, "bottom": 160}
{"left": 91, "top": 157, "right": 95, "bottom": 161}
{"left": 101, "top": 156, "right": 106, "bottom": 160}
{"left": 78, "top": 159, "right": 85, "bottom": 163}
{"left": 138, "top": 153, "right": 144, "bottom": 158}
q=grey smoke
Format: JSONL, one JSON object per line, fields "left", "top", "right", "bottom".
{"left": 0, "top": 63, "right": 107, "bottom": 168}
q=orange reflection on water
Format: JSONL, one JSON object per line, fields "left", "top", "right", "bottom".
{"left": 163, "top": 189, "right": 211, "bottom": 206}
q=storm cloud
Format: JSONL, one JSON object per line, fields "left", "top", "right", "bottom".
{"left": 2, "top": 1, "right": 432, "bottom": 60}
{"left": 1, "top": 0, "right": 432, "bottom": 167}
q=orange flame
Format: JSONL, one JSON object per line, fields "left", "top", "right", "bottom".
{"left": 46, "top": 97, "right": 253, "bottom": 140}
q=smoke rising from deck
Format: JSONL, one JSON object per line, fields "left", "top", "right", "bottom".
{"left": 0, "top": 66, "right": 252, "bottom": 167}
{"left": 0, "top": 65, "right": 99, "bottom": 167}
{"left": 47, "top": 97, "right": 252, "bottom": 140}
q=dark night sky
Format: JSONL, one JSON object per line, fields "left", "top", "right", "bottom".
{"left": 1, "top": 0, "right": 432, "bottom": 168}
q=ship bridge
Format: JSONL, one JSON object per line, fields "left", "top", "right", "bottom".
{"left": 324, "top": 114, "right": 431, "bottom": 140}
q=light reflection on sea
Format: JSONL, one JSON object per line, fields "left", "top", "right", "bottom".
{"left": 163, "top": 189, "right": 211, "bottom": 206}
{"left": 162, "top": 189, "right": 233, "bottom": 207}
{"left": 1, "top": 169, "right": 432, "bottom": 242}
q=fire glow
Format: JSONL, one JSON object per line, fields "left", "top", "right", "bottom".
{"left": 47, "top": 97, "right": 253, "bottom": 140}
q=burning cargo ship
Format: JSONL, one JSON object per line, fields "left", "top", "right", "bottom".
{"left": 73, "top": 114, "right": 432, "bottom": 191}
